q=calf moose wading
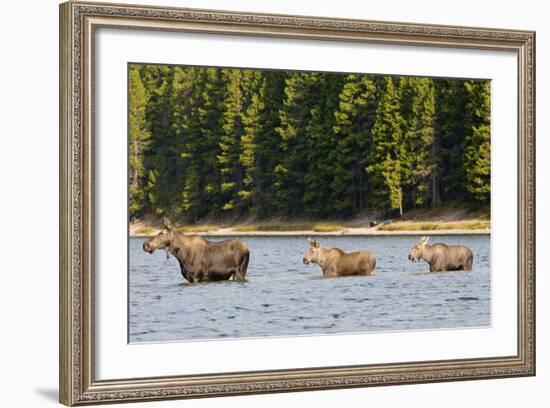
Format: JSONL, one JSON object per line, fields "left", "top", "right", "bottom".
{"left": 408, "top": 236, "right": 473, "bottom": 272}
{"left": 143, "top": 217, "right": 250, "bottom": 283}
{"left": 303, "top": 238, "right": 376, "bottom": 278}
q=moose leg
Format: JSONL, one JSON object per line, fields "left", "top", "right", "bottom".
{"left": 234, "top": 252, "right": 249, "bottom": 281}
{"left": 179, "top": 266, "right": 193, "bottom": 283}
{"left": 323, "top": 267, "right": 337, "bottom": 278}
{"left": 364, "top": 268, "right": 375, "bottom": 276}
{"left": 364, "top": 259, "right": 376, "bottom": 276}
{"left": 186, "top": 268, "right": 204, "bottom": 283}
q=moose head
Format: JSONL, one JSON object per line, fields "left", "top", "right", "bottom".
{"left": 303, "top": 238, "right": 322, "bottom": 264}
{"left": 408, "top": 236, "right": 430, "bottom": 262}
{"left": 143, "top": 217, "right": 178, "bottom": 254}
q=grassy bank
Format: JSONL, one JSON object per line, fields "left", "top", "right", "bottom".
{"left": 377, "top": 220, "right": 490, "bottom": 232}
{"left": 233, "top": 223, "right": 345, "bottom": 233}
{"left": 135, "top": 225, "right": 220, "bottom": 235}
{"left": 134, "top": 223, "right": 345, "bottom": 235}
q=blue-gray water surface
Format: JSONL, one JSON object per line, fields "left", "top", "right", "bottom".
{"left": 129, "top": 235, "right": 490, "bottom": 343}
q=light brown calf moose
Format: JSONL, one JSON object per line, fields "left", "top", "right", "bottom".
{"left": 302, "top": 238, "right": 376, "bottom": 278}
{"left": 408, "top": 236, "right": 473, "bottom": 272}
{"left": 143, "top": 217, "right": 250, "bottom": 283}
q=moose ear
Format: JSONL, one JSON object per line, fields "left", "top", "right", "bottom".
{"left": 163, "top": 217, "right": 174, "bottom": 229}
{"left": 308, "top": 238, "right": 320, "bottom": 248}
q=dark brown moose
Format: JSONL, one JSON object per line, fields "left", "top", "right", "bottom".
{"left": 408, "top": 236, "right": 473, "bottom": 272}
{"left": 143, "top": 218, "right": 250, "bottom": 282}
{"left": 303, "top": 238, "right": 376, "bottom": 278}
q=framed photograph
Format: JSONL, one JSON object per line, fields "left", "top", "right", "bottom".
{"left": 59, "top": 1, "right": 535, "bottom": 405}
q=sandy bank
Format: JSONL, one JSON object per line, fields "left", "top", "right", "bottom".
{"left": 130, "top": 226, "right": 490, "bottom": 238}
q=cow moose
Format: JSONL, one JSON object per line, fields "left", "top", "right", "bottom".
{"left": 302, "top": 238, "right": 376, "bottom": 278}
{"left": 143, "top": 217, "right": 250, "bottom": 283}
{"left": 408, "top": 236, "right": 473, "bottom": 272}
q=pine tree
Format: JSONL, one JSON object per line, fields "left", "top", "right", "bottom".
{"left": 274, "top": 73, "right": 318, "bottom": 216}
{"left": 463, "top": 80, "right": 491, "bottom": 204}
{"left": 128, "top": 64, "right": 491, "bottom": 221}
{"left": 170, "top": 66, "right": 202, "bottom": 220}
{"left": 252, "top": 71, "right": 286, "bottom": 217}
{"left": 301, "top": 73, "right": 345, "bottom": 217}
{"left": 239, "top": 71, "right": 265, "bottom": 212}
{"left": 218, "top": 69, "right": 246, "bottom": 212}
{"left": 331, "top": 74, "right": 379, "bottom": 215}
{"left": 177, "top": 67, "right": 225, "bottom": 221}
{"left": 198, "top": 68, "right": 226, "bottom": 217}
{"left": 177, "top": 67, "right": 223, "bottom": 221}
{"left": 367, "top": 77, "right": 405, "bottom": 216}
{"left": 140, "top": 65, "right": 175, "bottom": 215}
{"left": 128, "top": 66, "right": 150, "bottom": 218}
{"left": 400, "top": 77, "right": 436, "bottom": 208}
{"left": 433, "top": 79, "right": 469, "bottom": 203}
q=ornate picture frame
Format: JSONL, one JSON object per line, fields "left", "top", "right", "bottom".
{"left": 59, "top": 1, "right": 535, "bottom": 405}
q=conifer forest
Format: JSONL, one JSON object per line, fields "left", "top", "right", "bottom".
{"left": 129, "top": 64, "right": 490, "bottom": 222}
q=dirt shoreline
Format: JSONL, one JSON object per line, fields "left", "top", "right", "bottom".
{"left": 130, "top": 226, "right": 490, "bottom": 238}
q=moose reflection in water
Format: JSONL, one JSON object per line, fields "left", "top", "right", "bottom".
{"left": 302, "top": 238, "right": 376, "bottom": 278}
{"left": 143, "top": 217, "right": 250, "bottom": 282}
{"left": 408, "top": 236, "right": 473, "bottom": 272}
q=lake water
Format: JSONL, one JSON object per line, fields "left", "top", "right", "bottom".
{"left": 129, "top": 235, "right": 491, "bottom": 343}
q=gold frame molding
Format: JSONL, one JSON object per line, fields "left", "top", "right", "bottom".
{"left": 59, "top": 1, "right": 536, "bottom": 405}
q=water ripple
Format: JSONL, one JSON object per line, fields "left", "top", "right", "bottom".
{"left": 129, "top": 235, "right": 491, "bottom": 342}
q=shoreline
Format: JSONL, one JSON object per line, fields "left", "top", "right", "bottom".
{"left": 130, "top": 226, "right": 490, "bottom": 238}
